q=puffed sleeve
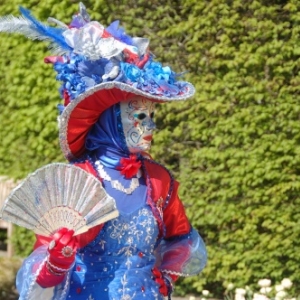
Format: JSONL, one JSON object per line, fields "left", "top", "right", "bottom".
{"left": 158, "top": 181, "right": 207, "bottom": 277}
{"left": 16, "top": 245, "right": 70, "bottom": 300}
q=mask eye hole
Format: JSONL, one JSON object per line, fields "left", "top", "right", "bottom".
{"left": 150, "top": 112, "right": 154, "bottom": 119}
{"left": 136, "top": 113, "right": 147, "bottom": 120}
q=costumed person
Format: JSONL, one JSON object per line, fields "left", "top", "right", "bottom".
{"left": 0, "top": 3, "right": 207, "bottom": 300}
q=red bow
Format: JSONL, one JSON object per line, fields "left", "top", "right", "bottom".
{"left": 117, "top": 155, "right": 142, "bottom": 179}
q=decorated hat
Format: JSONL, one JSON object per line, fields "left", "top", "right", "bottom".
{"left": 0, "top": 3, "right": 195, "bottom": 160}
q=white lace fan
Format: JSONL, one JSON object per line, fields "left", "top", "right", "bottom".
{"left": 0, "top": 163, "right": 119, "bottom": 236}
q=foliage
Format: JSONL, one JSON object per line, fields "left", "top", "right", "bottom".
{"left": 1, "top": 0, "right": 300, "bottom": 298}
{"left": 10, "top": 226, "right": 35, "bottom": 257}
{"left": 152, "top": 0, "right": 300, "bottom": 297}
{"left": 0, "top": 257, "right": 22, "bottom": 299}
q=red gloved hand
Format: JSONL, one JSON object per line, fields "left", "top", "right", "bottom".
{"left": 152, "top": 267, "right": 174, "bottom": 298}
{"left": 36, "top": 228, "right": 77, "bottom": 288}
{"left": 47, "top": 227, "right": 77, "bottom": 271}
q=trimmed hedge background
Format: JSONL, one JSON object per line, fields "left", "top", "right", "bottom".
{"left": 1, "top": 0, "right": 300, "bottom": 297}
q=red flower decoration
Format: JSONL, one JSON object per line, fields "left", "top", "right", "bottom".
{"left": 117, "top": 155, "right": 142, "bottom": 179}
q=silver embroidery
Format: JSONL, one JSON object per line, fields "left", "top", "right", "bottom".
{"left": 118, "top": 274, "right": 136, "bottom": 300}
{"left": 109, "top": 208, "right": 154, "bottom": 248}
{"left": 98, "top": 239, "right": 106, "bottom": 250}
{"left": 109, "top": 208, "right": 155, "bottom": 275}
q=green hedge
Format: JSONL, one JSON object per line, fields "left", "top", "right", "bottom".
{"left": 1, "top": 0, "right": 300, "bottom": 297}
{"left": 152, "top": 0, "right": 300, "bottom": 296}
{"left": 0, "top": 257, "right": 22, "bottom": 300}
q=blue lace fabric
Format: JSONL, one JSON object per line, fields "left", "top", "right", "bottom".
{"left": 68, "top": 205, "right": 163, "bottom": 300}
{"left": 16, "top": 201, "right": 207, "bottom": 300}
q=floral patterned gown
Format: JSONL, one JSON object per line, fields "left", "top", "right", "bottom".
{"left": 68, "top": 205, "right": 162, "bottom": 300}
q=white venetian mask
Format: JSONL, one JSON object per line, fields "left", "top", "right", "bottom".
{"left": 120, "top": 97, "right": 156, "bottom": 153}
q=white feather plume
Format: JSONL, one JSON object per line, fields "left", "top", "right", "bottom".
{"left": 0, "top": 15, "right": 33, "bottom": 35}
{"left": 0, "top": 13, "right": 71, "bottom": 55}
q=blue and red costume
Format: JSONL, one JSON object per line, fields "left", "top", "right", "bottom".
{"left": 16, "top": 104, "right": 206, "bottom": 300}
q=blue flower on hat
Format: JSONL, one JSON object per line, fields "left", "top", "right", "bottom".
{"left": 120, "top": 63, "right": 142, "bottom": 83}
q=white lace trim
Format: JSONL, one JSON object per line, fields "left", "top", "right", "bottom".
{"left": 25, "top": 256, "right": 47, "bottom": 300}
{"left": 161, "top": 269, "right": 190, "bottom": 277}
{"left": 59, "top": 270, "right": 71, "bottom": 300}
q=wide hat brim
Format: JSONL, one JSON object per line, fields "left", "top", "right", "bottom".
{"left": 59, "top": 81, "right": 195, "bottom": 160}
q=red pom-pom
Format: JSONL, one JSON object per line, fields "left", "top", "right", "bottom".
{"left": 117, "top": 155, "right": 141, "bottom": 179}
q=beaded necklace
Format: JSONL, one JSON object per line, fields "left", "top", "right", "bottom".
{"left": 94, "top": 160, "right": 141, "bottom": 195}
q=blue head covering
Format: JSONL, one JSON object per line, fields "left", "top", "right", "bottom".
{"left": 85, "top": 103, "right": 147, "bottom": 214}
{"left": 85, "top": 103, "right": 129, "bottom": 167}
